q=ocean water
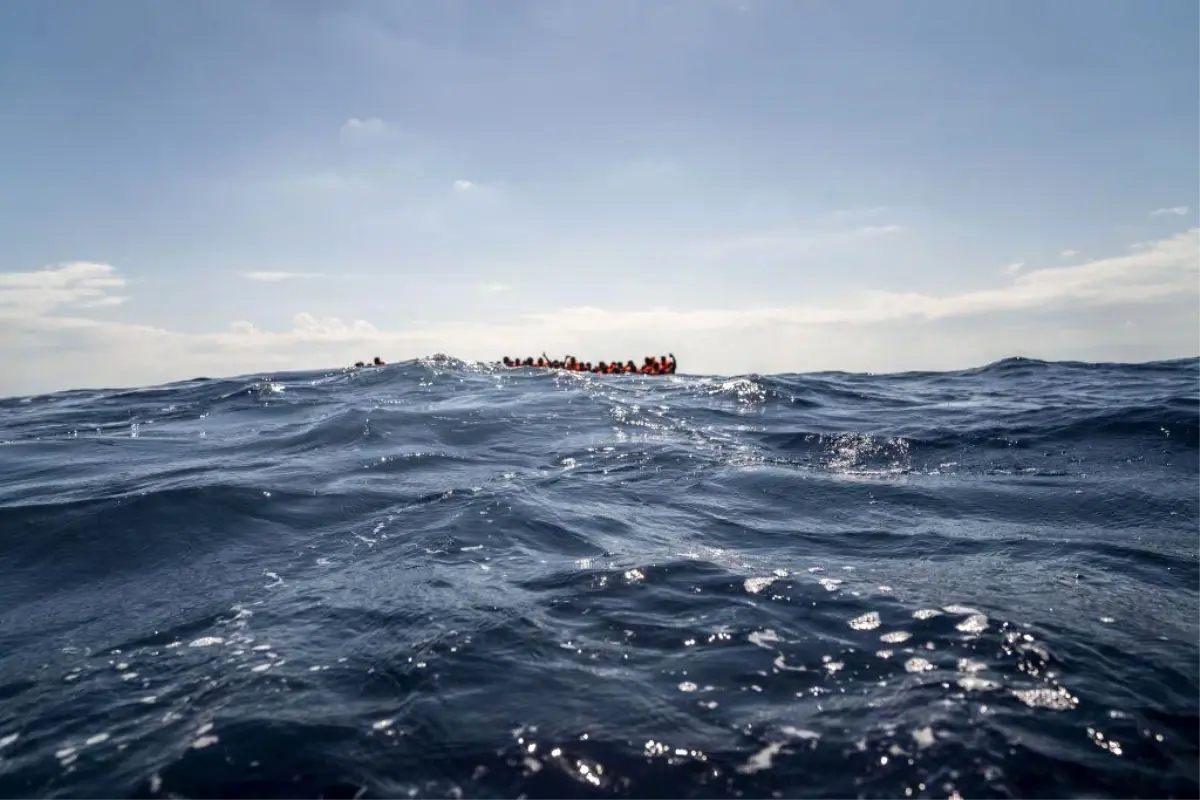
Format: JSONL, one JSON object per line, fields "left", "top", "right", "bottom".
{"left": 0, "top": 355, "right": 1196, "bottom": 799}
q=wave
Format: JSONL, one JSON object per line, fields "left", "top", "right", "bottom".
{"left": 0, "top": 355, "right": 1195, "bottom": 798}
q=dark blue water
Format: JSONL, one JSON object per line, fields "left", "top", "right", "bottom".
{"left": 0, "top": 355, "right": 1196, "bottom": 799}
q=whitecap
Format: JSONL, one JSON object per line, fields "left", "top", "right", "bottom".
{"left": 748, "top": 629, "right": 782, "bottom": 649}
{"left": 956, "top": 614, "right": 989, "bottom": 634}
{"left": 1012, "top": 686, "right": 1078, "bottom": 710}
{"left": 736, "top": 741, "right": 786, "bottom": 774}
{"left": 782, "top": 727, "right": 820, "bottom": 740}
{"left": 744, "top": 576, "right": 776, "bottom": 594}
{"left": 943, "top": 604, "right": 980, "bottom": 615}
{"left": 911, "top": 727, "right": 936, "bottom": 749}
{"left": 773, "top": 653, "right": 806, "bottom": 672}
{"left": 188, "top": 637, "right": 225, "bottom": 648}
{"left": 849, "top": 611, "right": 881, "bottom": 631}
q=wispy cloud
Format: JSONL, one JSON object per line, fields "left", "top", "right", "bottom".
{"left": 855, "top": 224, "right": 904, "bottom": 237}
{"left": 338, "top": 116, "right": 390, "bottom": 144}
{"left": 526, "top": 228, "right": 1199, "bottom": 331}
{"left": 12, "top": 230, "right": 1196, "bottom": 340}
{"left": 476, "top": 282, "right": 511, "bottom": 293}
{"left": 76, "top": 295, "right": 128, "bottom": 309}
{"left": 1059, "top": 249, "right": 1077, "bottom": 258}
{"left": 451, "top": 178, "right": 508, "bottom": 201}
{"left": 240, "top": 271, "right": 328, "bottom": 282}
{"left": 0, "top": 261, "right": 127, "bottom": 320}
{"left": 1150, "top": 206, "right": 1190, "bottom": 217}
{"left": 1002, "top": 261, "right": 1025, "bottom": 275}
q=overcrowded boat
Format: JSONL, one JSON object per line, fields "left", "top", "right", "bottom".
{"left": 501, "top": 353, "right": 676, "bottom": 375}
{"left": 345, "top": 353, "right": 678, "bottom": 375}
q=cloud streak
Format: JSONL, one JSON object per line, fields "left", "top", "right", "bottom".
{"left": 240, "top": 271, "right": 330, "bottom": 282}
{"left": 1150, "top": 206, "right": 1190, "bottom": 217}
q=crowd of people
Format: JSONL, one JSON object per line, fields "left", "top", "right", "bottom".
{"left": 348, "top": 353, "right": 678, "bottom": 375}
{"left": 501, "top": 353, "right": 677, "bottom": 375}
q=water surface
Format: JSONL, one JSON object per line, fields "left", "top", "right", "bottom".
{"left": 0, "top": 356, "right": 1196, "bottom": 798}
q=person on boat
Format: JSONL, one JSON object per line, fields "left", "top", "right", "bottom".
{"left": 500, "top": 353, "right": 672, "bottom": 373}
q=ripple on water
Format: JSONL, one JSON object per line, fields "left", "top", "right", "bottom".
{"left": 0, "top": 356, "right": 1195, "bottom": 799}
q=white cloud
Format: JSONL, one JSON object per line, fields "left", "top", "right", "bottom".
{"left": 0, "top": 229, "right": 1195, "bottom": 396}
{"left": 0, "top": 261, "right": 127, "bottom": 321}
{"left": 1059, "top": 249, "right": 1077, "bottom": 258}
{"left": 451, "top": 179, "right": 508, "bottom": 201}
{"left": 1150, "top": 206, "right": 1190, "bottom": 217}
{"left": 1002, "top": 261, "right": 1025, "bottom": 275}
{"left": 854, "top": 224, "right": 904, "bottom": 237}
{"left": 229, "top": 320, "right": 258, "bottom": 335}
{"left": 76, "top": 295, "right": 128, "bottom": 309}
{"left": 338, "top": 116, "right": 390, "bottom": 143}
{"left": 476, "top": 282, "right": 511, "bottom": 293}
{"left": 240, "top": 271, "right": 328, "bottom": 282}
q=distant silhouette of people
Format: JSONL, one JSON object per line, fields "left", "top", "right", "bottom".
{"left": 499, "top": 353, "right": 677, "bottom": 375}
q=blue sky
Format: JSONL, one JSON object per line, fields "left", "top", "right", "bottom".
{"left": 0, "top": 0, "right": 1196, "bottom": 394}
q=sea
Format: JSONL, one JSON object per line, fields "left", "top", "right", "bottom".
{"left": 0, "top": 355, "right": 1196, "bottom": 799}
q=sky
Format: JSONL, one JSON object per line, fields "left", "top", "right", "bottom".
{"left": 0, "top": 0, "right": 1197, "bottom": 396}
